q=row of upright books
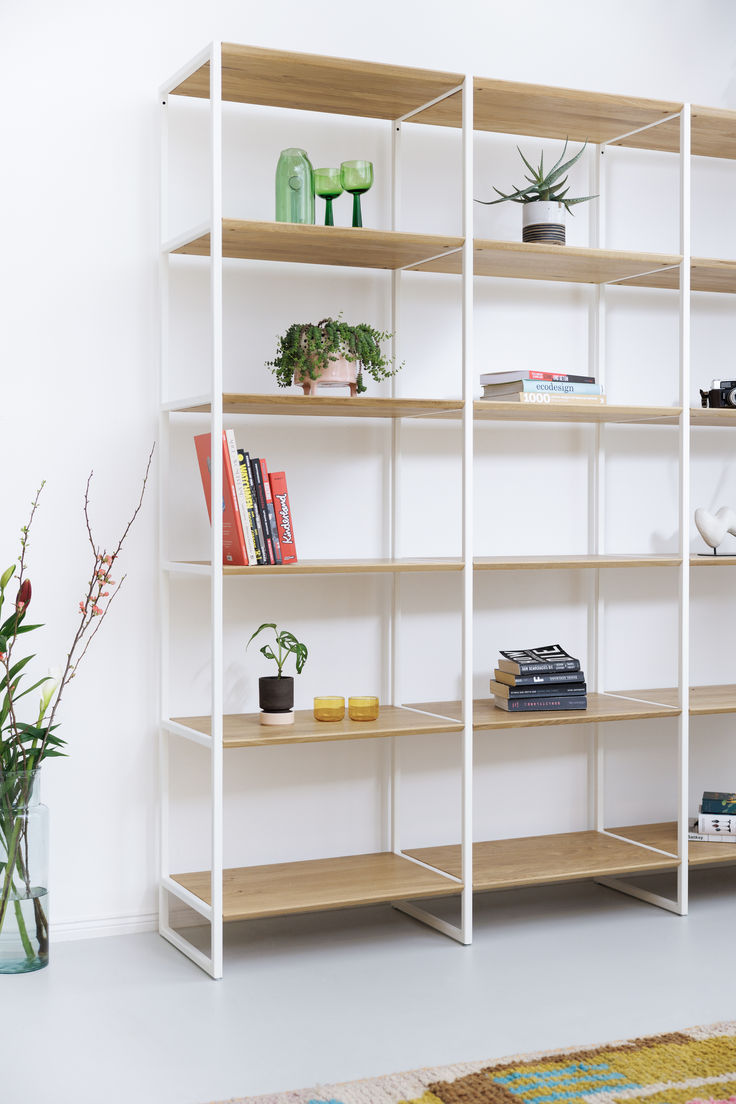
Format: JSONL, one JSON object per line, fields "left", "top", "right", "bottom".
{"left": 479, "top": 368, "right": 606, "bottom": 406}
{"left": 490, "top": 644, "right": 587, "bottom": 712}
{"left": 194, "top": 431, "right": 297, "bottom": 567}
{"left": 689, "top": 790, "right": 736, "bottom": 844}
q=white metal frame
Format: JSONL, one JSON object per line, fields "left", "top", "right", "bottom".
{"left": 157, "top": 42, "right": 697, "bottom": 975}
{"left": 158, "top": 41, "right": 225, "bottom": 979}
{"left": 587, "top": 109, "right": 692, "bottom": 915}
{"left": 389, "top": 77, "right": 473, "bottom": 945}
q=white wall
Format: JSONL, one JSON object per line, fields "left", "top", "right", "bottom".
{"left": 3, "top": 0, "right": 736, "bottom": 935}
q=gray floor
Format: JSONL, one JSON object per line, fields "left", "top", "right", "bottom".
{"left": 5, "top": 867, "right": 736, "bottom": 1104}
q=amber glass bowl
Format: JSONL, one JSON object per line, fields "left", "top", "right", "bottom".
{"left": 313, "top": 696, "right": 345, "bottom": 722}
{"left": 348, "top": 696, "right": 379, "bottom": 722}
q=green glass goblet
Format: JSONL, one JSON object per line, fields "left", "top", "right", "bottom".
{"left": 340, "top": 160, "right": 373, "bottom": 228}
{"left": 313, "top": 167, "right": 344, "bottom": 226}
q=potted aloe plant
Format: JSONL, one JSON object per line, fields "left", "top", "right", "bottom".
{"left": 476, "top": 139, "right": 597, "bottom": 244}
{"left": 247, "top": 622, "right": 308, "bottom": 726}
{"left": 266, "top": 316, "right": 401, "bottom": 396}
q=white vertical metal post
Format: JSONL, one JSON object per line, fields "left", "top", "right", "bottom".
{"left": 677, "top": 104, "right": 692, "bottom": 916}
{"left": 587, "top": 143, "right": 606, "bottom": 833}
{"left": 460, "top": 73, "right": 474, "bottom": 945}
{"left": 389, "top": 118, "right": 402, "bottom": 855}
{"left": 158, "top": 91, "right": 171, "bottom": 939}
{"left": 209, "top": 42, "right": 225, "bottom": 978}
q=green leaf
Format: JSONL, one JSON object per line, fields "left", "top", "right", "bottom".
{"left": 246, "top": 623, "right": 276, "bottom": 650}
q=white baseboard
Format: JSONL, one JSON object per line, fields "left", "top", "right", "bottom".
{"left": 51, "top": 911, "right": 158, "bottom": 942}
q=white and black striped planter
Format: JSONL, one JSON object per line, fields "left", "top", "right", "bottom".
{"left": 522, "top": 200, "right": 566, "bottom": 244}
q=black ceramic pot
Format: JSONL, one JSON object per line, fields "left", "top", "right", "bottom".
{"left": 258, "top": 675, "right": 294, "bottom": 714}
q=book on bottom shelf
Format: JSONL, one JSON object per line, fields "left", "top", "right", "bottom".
{"left": 688, "top": 822, "right": 736, "bottom": 844}
{"left": 268, "top": 470, "right": 298, "bottom": 564}
{"left": 493, "top": 695, "right": 587, "bottom": 712}
{"left": 700, "top": 791, "right": 736, "bottom": 815}
{"left": 193, "top": 432, "right": 249, "bottom": 566}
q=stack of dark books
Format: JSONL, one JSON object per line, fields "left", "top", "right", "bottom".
{"left": 490, "top": 644, "right": 587, "bottom": 712}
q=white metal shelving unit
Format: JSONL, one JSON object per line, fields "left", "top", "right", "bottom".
{"left": 158, "top": 43, "right": 736, "bottom": 977}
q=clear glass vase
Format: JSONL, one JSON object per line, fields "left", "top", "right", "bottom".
{"left": 0, "top": 770, "right": 49, "bottom": 973}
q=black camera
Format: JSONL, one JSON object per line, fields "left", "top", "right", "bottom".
{"left": 700, "top": 379, "right": 736, "bottom": 408}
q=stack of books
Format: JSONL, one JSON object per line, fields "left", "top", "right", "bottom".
{"left": 688, "top": 790, "right": 736, "bottom": 844}
{"left": 479, "top": 369, "right": 606, "bottom": 407}
{"left": 194, "top": 431, "right": 297, "bottom": 567}
{"left": 490, "top": 644, "right": 587, "bottom": 712}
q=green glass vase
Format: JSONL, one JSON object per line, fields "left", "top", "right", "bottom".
{"left": 0, "top": 769, "right": 49, "bottom": 973}
{"left": 275, "top": 148, "right": 315, "bottom": 225}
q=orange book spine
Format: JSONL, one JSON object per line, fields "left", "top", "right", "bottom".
{"left": 194, "top": 432, "right": 249, "bottom": 566}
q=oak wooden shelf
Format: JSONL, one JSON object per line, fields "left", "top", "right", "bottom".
{"left": 169, "top": 224, "right": 736, "bottom": 297}
{"left": 406, "top": 686, "right": 736, "bottom": 729}
{"left": 172, "top": 219, "right": 463, "bottom": 271}
{"left": 691, "top": 555, "right": 736, "bottom": 566}
{"left": 178, "top": 392, "right": 463, "bottom": 419}
{"left": 172, "top": 705, "right": 462, "bottom": 749}
{"left": 474, "top": 554, "right": 682, "bottom": 570}
{"left": 621, "top": 684, "right": 736, "bottom": 715}
{"left": 404, "top": 827, "right": 678, "bottom": 891}
{"left": 413, "top": 239, "right": 682, "bottom": 285}
{"left": 170, "top": 43, "right": 464, "bottom": 122}
{"left": 169, "top": 49, "right": 736, "bottom": 161}
{"left": 406, "top": 692, "right": 681, "bottom": 730}
{"left": 404, "top": 821, "right": 736, "bottom": 893}
{"left": 172, "top": 850, "right": 461, "bottom": 920}
{"left": 691, "top": 407, "right": 736, "bottom": 426}
{"left": 616, "top": 822, "right": 736, "bottom": 865}
{"left": 474, "top": 400, "right": 680, "bottom": 425}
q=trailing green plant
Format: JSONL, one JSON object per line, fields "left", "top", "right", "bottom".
{"left": 266, "top": 316, "right": 401, "bottom": 394}
{"left": 477, "top": 139, "right": 597, "bottom": 213}
{"left": 247, "top": 622, "right": 308, "bottom": 678}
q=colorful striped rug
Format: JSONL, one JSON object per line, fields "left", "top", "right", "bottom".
{"left": 210, "top": 1021, "right": 736, "bottom": 1104}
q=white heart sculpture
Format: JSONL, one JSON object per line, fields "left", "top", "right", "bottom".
{"left": 694, "top": 506, "right": 736, "bottom": 550}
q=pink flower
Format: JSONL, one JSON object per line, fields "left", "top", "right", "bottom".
{"left": 79, "top": 601, "right": 86, "bottom": 613}
{"left": 92, "top": 605, "right": 103, "bottom": 617}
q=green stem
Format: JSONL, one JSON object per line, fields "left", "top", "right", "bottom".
{"left": 13, "top": 898, "right": 34, "bottom": 960}
{"left": 0, "top": 817, "right": 23, "bottom": 931}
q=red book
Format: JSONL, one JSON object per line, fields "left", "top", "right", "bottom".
{"left": 267, "top": 470, "right": 297, "bottom": 564}
{"left": 194, "top": 432, "right": 249, "bottom": 566}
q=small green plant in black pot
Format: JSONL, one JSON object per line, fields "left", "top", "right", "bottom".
{"left": 266, "top": 316, "right": 401, "bottom": 396}
{"left": 247, "top": 622, "right": 308, "bottom": 726}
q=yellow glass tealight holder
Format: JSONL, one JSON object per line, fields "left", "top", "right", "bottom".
{"left": 348, "top": 696, "right": 379, "bottom": 722}
{"left": 313, "top": 696, "right": 345, "bottom": 722}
